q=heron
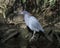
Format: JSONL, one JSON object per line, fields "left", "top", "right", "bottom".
{"left": 19, "top": 10, "right": 52, "bottom": 41}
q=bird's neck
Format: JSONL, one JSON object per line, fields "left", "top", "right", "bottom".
{"left": 24, "top": 14, "right": 30, "bottom": 19}
{"left": 24, "top": 14, "right": 30, "bottom": 25}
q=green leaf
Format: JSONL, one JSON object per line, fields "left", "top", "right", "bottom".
{"left": 22, "top": 0, "right": 26, "bottom": 3}
{"left": 36, "top": 0, "right": 40, "bottom": 5}
{"left": 49, "top": 0, "right": 56, "bottom": 7}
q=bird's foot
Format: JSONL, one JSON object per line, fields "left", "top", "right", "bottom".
{"left": 29, "top": 36, "right": 35, "bottom": 42}
{"left": 29, "top": 35, "right": 38, "bottom": 42}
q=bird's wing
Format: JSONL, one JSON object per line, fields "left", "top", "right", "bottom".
{"left": 29, "top": 16, "right": 44, "bottom": 32}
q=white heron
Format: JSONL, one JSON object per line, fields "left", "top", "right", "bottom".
{"left": 19, "top": 11, "right": 52, "bottom": 41}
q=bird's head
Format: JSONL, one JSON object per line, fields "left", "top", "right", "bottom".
{"left": 18, "top": 10, "right": 30, "bottom": 15}
{"left": 21, "top": 11, "right": 29, "bottom": 14}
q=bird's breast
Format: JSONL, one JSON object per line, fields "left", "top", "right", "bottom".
{"left": 24, "top": 15, "right": 30, "bottom": 26}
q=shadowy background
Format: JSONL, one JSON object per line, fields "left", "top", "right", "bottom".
{"left": 0, "top": 0, "right": 60, "bottom": 48}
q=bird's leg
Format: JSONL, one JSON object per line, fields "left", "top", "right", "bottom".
{"left": 32, "top": 31, "right": 36, "bottom": 39}
{"left": 29, "top": 31, "right": 36, "bottom": 41}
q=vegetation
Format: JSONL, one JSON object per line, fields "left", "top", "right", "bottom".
{"left": 0, "top": 0, "right": 60, "bottom": 48}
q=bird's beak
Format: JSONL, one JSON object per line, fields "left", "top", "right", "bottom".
{"left": 18, "top": 10, "right": 23, "bottom": 15}
{"left": 20, "top": 11, "right": 24, "bottom": 14}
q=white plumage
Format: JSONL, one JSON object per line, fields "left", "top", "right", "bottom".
{"left": 25, "top": 15, "right": 44, "bottom": 32}
{"left": 20, "top": 11, "right": 44, "bottom": 41}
